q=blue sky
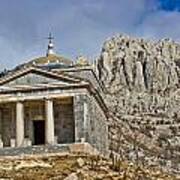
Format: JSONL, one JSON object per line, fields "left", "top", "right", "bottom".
{"left": 0, "top": 0, "right": 180, "bottom": 69}
{"left": 159, "top": 0, "right": 180, "bottom": 11}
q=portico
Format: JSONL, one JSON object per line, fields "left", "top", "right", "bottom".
{"left": 0, "top": 95, "right": 77, "bottom": 148}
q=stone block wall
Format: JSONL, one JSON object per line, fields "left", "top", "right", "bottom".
{"left": 0, "top": 105, "right": 16, "bottom": 147}
{"left": 74, "top": 94, "right": 108, "bottom": 154}
{"left": 85, "top": 94, "right": 108, "bottom": 154}
{"left": 54, "top": 99, "right": 75, "bottom": 144}
{"left": 73, "top": 95, "right": 85, "bottom": 142}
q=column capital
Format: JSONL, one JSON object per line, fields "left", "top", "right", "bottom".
{"left": 16, "top": 100, "right": 25, "bottom": 103}
{"left": 43, "top": 97, "right": 53, "bottom": 101}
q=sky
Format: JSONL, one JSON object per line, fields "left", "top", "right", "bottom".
{"left": 0, "top": 0, "right": 180, "bottom": 69}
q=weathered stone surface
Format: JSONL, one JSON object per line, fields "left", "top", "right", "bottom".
{"left": 97, "top": 34, "right": 180, "bottom": 173}
{"left": 54, "top": 98, "right": 75, "bottom": 144}
{"left": 98, "top": 34, "right": 180, "bottom": 117}
{"left": 74, "top": 94, "right": 108, "bottom": 154}
{"left": 76, "top": 157, "right": 84, "bottom": 167}
{"left": 0, "top": 145, "right": 69, "bottom": 156}
{"left": 0, "top": 153, "right": 177, "bottom": 179}
{"left": 14, "top": 160, "right": 52, "bottom": 170}
{"left": 64, "top": 173, "right": 78, "bottom": 180}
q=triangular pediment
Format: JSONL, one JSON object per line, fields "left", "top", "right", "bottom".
{"left": 6, "top": 72, "right": 69, "bottom": 86}
{"left": 0, "top": 67, "right": 82, "bottom": 87}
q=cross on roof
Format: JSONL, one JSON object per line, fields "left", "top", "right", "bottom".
{"left": 47, "top": 33, "right": 54, "bottom": 42}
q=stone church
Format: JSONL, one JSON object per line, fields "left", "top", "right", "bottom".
{"left": 0, "top": 35, "right": 108, "bottom": 153}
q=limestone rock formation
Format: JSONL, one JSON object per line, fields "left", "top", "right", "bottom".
{"left": 98, "top": 34, "right": 180, "bottom": 118}
{"left": 98, "top": 34, "right": 180, "bottom": 172}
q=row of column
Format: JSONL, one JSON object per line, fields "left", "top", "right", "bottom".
{"left": 16, "top": 99, "right": 55, "bottom": 147}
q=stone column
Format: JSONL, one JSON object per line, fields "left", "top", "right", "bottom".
{"left": 45, "top": 99, "right": 55, "bottom": 144}
{"left": 16, "top": 101, "right": 24, "bottom": 147}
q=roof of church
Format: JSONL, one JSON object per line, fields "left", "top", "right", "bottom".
{"left": 25, "top": 34, "right": 73, "bottom": 67}
{"left": 0, "top": 34, "right": 96, "bottom": 85}
{"left": 27, "top": 54, "right": 72, "bottom": 66}
{"left": 9, "top": 33, "right": 93, "bottom": 72}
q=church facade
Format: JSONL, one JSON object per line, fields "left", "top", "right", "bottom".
{"left": 0, "top": 37, "right": 108, "bottom": 153}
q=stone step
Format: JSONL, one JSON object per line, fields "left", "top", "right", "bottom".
{"left": 0, "top": 144, "right": 70, "bottom": 156}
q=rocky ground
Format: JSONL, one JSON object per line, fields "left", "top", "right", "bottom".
{"left": 0, "top": 153, "right": 178, "bottom": 180}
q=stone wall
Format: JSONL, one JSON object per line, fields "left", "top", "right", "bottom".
{"left": 73, "top": 95, "right": 85, "bottom": 142}
{"left": 73, "top": 94, "right": 108, "bottom": 154}
{"left": 54, "top": 98, "right": 75, "bottom": 143}
{"left": 0, "top": 104, "right": 16, "bottom": 147}
{"left": 85, "top": 94, "right": 108, "bottom": 154}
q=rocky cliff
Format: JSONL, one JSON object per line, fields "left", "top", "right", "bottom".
{"left": 97, "top": 34, "right": 180, "bottom": 172}
{"left": 98, "top": 34, "right": 180, "bottom": 118}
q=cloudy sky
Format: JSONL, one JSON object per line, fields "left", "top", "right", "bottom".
{"left": 0, "top": 0, "right": 180, "bottom": 69}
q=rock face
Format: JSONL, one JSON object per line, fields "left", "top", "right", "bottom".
{"left": 97, "top": 34, "right": 180, "bottom": 171}
{"left": 98, "top": 34, "right": 180, "bottom": 119}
